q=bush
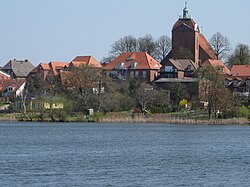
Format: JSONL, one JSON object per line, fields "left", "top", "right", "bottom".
{"left": 239, "top": 106, "right": 250, "bottom": 119}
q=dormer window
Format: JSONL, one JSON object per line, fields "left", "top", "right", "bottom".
{"left": 126, "top": 58, "right": 135, "bottom": 61}
{"left": 7, "top": 86, "right": 13, "bottom": 92}
{"left": 130, "top": 62, "right": 137, "bottom": 69}
{"left": 116, "top": 62, "right": 124, "bottom": 69}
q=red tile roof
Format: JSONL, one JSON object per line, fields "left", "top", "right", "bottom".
{"left": 203, "top": 59, "right": 230, "bottom": 75}
{"left": 104, "top": 52, "right": 161, "bottom": 70}
{"left": 230, "top": 65, "right": 250, "bottom": 77}
{"left": 199, "top": 34, "right": 217, "bottom": 60}
{"left": 71, "top": 56, "right": 102, "bottom": 68}
{"left": 40, "top": 63, "right": 50, "bottom": 70}
{"left": 0, "top": 79, "right": 25, "bottom": 93}
{"left": 48, "top": 62, "right": 69, "bottom": 76}
{"left": 0, "top": 70, "right": 11, "bottom": 80}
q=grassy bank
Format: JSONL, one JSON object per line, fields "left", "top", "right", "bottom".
{"left": 0, "top": 113, "right": 17, "bottom": 122}
{"left": 0, "top": 112, "right": 249, "bottom": 125}
{"left": 100, "top": 113, "right": 250, "bottom": 125}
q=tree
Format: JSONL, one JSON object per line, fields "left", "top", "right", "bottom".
{"left": 110, "top": 35, "right": 137, "bottom": 56}
{"left": 155, "top": 35, "right": 171, "bottom": 62}
{"left": 175, "top": 47, "right": 193, "bottom": 59}
{"left": 103, "top": 34, "right": 171, "bottom": 64}
{"left": 65, "top": 64, "right": 103, "bottom": 112}
{"left": 199, "top": 65, "right": 233, "bottom": 119}
{"left": 137, "top": 34, "right": 157, "bottom": 57}
{"left": 226, "top": 43, "right": 250, "bottom": 68}
{"left": 209, "top": 32, "right": 231, "bottom": 60}
{"left": 135, "top": 87, "right": 157, "bottom": 113}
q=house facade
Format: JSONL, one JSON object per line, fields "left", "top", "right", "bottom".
{"left": 104, "top": 52, "right": 161, "bottom": 82}
{"left": 0, "top": 79, "right": 26, "bottom": 102}
{"left": 161, "top": 58, "right": 198, "bottom": 79}
{"left": 225, "top": 65, "right": 250, "bottom": 98}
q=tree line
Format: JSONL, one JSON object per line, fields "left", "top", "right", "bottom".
{"left": 102, "top": 32, "right": 250, "bottom": 69}
{"left": 101, "top": 34, "right": 171, "bottom": 63}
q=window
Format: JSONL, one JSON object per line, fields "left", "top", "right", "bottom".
{"left": 7, "top": 86, "right": 13, "bottom": 92}
{"left": 116, "top": 62, "right": 124, "bottom": 69}
{"left": 135, "top": 71, "right": 139, "bottom": 78}
{"left": 165, "top": 66, "right": 173, "bottom": 72}
{"left": 130, "top": 62, "right": 137, "bottom": 69}
{"left": 224, "top": 80, "right": 230, "bottom": 86}
{"left": 93, "top": 88, "right": 98, "bottom": 94}
{"left": 142, "top": 71, "right": 147, "bottom": 79}
{"left": 233, "top": 80, "right": 239, "bottom": 86}
{"left": 246, "top": 80, "right": 250, "bottom": 86}
{"left": 130, "top": 71, "right": 134, "bottom": 77}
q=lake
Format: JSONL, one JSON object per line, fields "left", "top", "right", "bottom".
{"left": 0, "top": 122, "right": 250, "bottom": 186}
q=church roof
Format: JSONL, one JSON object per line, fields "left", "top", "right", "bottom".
{"left": 199, "top": 34, "right": 217, "bottom": 60}
{"left": 172, "top": 18, "right": 199, "bottom": 32}
{"left": 169, "top": 59, "right": 198, "bottom": 71}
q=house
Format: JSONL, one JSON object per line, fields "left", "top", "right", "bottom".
{"left": 69, "top": 56, "right": 102, "bottom": 69}
{"left": 1, "top": 59, "right": 34, "bottom": 78}
{"left": 0, "top": 79, "right": 26, "bottom": 102}
{"left": 202, "top": 59, "right": 230, "bottom": 76}
{"left": 0, "top": 70, "right": 11, "bottom": 80}
{"left": 104, "top": 52, "right": 161, "bottom": 82}
{"left": 29, "top": 63, "right": 50, "bottom": 80}
{"left": 29, "top": 61, "right": 69, "bottom": 80}
{"left": 225, "top": 65, "right": 250, "bottom": 98}
{"left": 160, "top": 58, "right": 198, "bottom": 78}
{"left": 14, "top": 93, "right": 65, "bottom": 111}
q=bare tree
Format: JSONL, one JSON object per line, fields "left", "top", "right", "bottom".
{"left": 137, "top": 34, "right": 157, "bottom": 57}
{"left": 226, "top": 43, "right": 250, "bottom": 68}
{"left": 110, "top": 35, "right": 137, "bottom": 56}
{"left": 100, "top": 55, "right": 115, "bottom": 64}
{"left": 155, "top": 35, "right": 171, "bottom": 62}
{"left": 209, "top": 32, "right": 231, "bottom": 60}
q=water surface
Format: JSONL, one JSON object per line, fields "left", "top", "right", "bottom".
{"left": 0, "top": 122, "right": 250, "bottom": 186}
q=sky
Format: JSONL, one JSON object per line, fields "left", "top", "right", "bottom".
{"left": 0, "top": 0, "right": 249, "bottom": 66}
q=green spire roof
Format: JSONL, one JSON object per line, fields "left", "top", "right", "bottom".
{"left": 183, "top": 2, "right": 190, "bottom": 19}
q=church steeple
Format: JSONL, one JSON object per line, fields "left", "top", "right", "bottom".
{"left": 183, "top": 2, "right": 190, "bottom": 19}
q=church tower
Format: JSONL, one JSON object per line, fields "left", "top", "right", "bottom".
{"left": 172, "top": 2, "right": 200, "bottom": 65}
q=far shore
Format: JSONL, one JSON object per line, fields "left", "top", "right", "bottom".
{"left": 99, "top": 116, "right": 250, "bottom": 125}
{"left": 0, "top": 113, "right": 249, "bottom": 125}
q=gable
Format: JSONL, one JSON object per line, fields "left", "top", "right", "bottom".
{"left": 175, "top": 23, "right": 194, "bottom": 32}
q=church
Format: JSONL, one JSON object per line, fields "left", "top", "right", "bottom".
{"left": 156, "top": 3, "right": 229, "bottom": 82}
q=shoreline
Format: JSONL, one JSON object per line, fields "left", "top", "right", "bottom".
{"left": 99, "top": 116, "right": 250, "bottom": 125}
{"left": 0, "top": 113, "right": 249, "bottom": 125}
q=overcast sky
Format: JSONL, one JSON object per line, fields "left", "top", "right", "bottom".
{"left": 0, "top": 0, "right": 249, "bottom": 66}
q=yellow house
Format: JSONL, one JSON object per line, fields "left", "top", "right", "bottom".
{"left": 44, "top": 103, "right": 64, "bottom": 109}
